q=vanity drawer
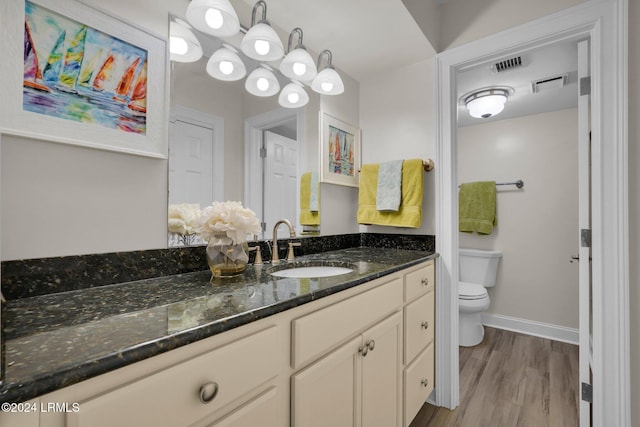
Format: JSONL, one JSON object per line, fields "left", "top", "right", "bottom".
{"left": 404, "top": 261, "right": 434, "bottom": 302}
{"left": 403, "top": 343, "right": 434, "bottom": 427}
{"left": 67, "top": 326, "right": 279, "bottom": 427}
{"left": 292, "top": 277, "right": 403, "bottom": 369}
{"left": 404, "top": 291, "right": 435, "bottom": 364}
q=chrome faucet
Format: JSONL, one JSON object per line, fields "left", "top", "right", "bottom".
{"left": 272, "top": 219, "right": 296, "bottom": 265}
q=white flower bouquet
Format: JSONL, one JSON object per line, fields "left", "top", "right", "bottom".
{"left": 196, "top": 201, "right": 261, "bottom": 277}
{"left": 168, "top": 203, "right": 202, "bottom": 246}
{"left": 196, "top": 201, "right": 261, "bottom": 245}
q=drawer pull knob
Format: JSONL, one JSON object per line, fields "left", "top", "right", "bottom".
{"left": 359, "top": 340, "right": 376, "bottom": 357}
{"left": 421, "top": 277, "right": 429, "bottom": 286}
{"left": 359, "top": 345, "right": 369, "bottom": 357}
{"left": 199, "top": 382, "right": 219, "bottom": 404}
{"left": 421, "top": 378, "right": 429, "bottom": 387}
{"left": 421, "top": 321, "right": 429, "bottom": 330}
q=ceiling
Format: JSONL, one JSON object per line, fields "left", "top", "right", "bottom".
{"left": 236, "top": 0, "right": 435, "bottom": 81}
{"left": 195, "top": 1, "right": 582, "bottom": 125}
{"left": 456, "top": 37, "right": 582, "bottom": 127}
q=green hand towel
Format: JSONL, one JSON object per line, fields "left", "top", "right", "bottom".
{"left": 459, "top": 181, "right": 497, "bottom": 234}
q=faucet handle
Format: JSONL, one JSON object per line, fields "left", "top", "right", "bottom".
{"left": 287, "top": 242, "right": 302, "bottom": 261}
{"left": 248, "top": 239, "right": 263, "bottom": 265}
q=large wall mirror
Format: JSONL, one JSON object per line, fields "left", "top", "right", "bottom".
{"left": 167, "top": 15, "right": 321, "bottom": 245}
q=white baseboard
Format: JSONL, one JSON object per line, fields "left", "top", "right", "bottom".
{"left": 481, "top": 313, "right": 579, "bottom": 345}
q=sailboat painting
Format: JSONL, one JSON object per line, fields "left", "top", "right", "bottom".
{"left": 23, "top": 0, "right": 148, "bottom": 135}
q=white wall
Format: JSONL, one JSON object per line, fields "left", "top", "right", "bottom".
{"left": 358, "top": 58, "right": 437, "bottom": 236}
{"left": 319, "top": 71, "right": 361, "bottom": 235}
{"left": 458, "top": 108, "right": 579, "bottom": 329}
{"left": 438, "top": 0, "right": 587, "bottom": 50}
{"left": 0, "top": 134, "right": 168, "bottom": 260}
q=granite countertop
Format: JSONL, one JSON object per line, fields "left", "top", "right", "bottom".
{"left": 0, "top": 247, "right": 435, "bottom": 404}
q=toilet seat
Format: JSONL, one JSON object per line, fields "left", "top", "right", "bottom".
{"left": 458, "top": 282, "right": 488, "bottom": 300}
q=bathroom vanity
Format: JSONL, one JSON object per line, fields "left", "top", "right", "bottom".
{"left": 0, "top": 246, "right": 435, "bottom": 427}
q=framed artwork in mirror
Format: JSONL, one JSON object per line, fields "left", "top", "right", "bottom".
{"left": 0, "top": 0, "right": 168, "bottom": 158}
{"left": 319, "top": 112, "right": 361, "bottom": 187}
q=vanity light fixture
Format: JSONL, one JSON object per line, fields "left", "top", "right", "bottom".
{"left": 278, "top": 81, "right": 309, "bottom": 108}
{"left": 311, "top": 50, "right": 344, "bottom": 95}
{"left": 463, "top": 87, "right": 511, "bottom": 119}
{"left": 245, "top": 65, "right": 280, "bottom": 97}
{"left": 206, "top": 44, "right": 246, "bottom": 81}
{"left": 169, "top": 19, "right": 203, "bottom": 63}
{"left": 186, "top": 0, "right": 240, "bottom": 38}
{"left": 240, "top": 1, "right": 285, "bottom": 62}
{"left": 280, "top": 28, "right": 317, "bottom": 82}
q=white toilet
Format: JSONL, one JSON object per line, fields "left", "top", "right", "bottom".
{"left": 458, "top": 248, "right": 502, "bottom": 347}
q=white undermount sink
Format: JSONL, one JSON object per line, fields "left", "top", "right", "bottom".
{"left": 270, "top": 266, "right": 353, "bottom": 278}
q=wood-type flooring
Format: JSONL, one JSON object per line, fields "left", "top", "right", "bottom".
{"left": 410, "top": 327, "right": 579, "bottom": 427}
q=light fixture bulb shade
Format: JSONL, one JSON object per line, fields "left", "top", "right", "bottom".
{"left": 241, "top": 22, "right": 284, "bottom": 62}
{"left": 206, "top": 46, "right": 246, "bottom": 81}
{"left": 169, "top": 20, "right": 203, "bottom": 63}
{"left": 311, "top": 67, "right": 344, "bottom": 95}
{"left": 278, "top": 82, "right": 309, "bottom": 108}
{"left": 245, "top": 67, "right": 280, "bottom": 97}
{"left": 465, "top": 89, "right": 509, "bottom": 118}
{"left": 280, "top": 47, "right": 317, "bottom": 81}
{"left": 186, "top": 0, "right": 240, "bottom": 37}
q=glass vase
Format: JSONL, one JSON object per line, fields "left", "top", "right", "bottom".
{"left": 206, "top": 240, "right": 248, "bottom": 278}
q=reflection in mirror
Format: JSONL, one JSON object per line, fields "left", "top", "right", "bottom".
{"left": 168, "top": 14, "right": 319, "bottom": 246}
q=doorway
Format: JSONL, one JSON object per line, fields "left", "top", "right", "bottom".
{"left": 434, "top": 2, "right": 628, "bottom": 426}
{"left": 455, "top": 37, "right": 586, "bottom": 424}
{"left": 244, "top": 108, "right": 304, "bottom": 239}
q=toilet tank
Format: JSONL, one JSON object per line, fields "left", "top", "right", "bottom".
{"left": 459, "top": 248, "right": 502, "bottom": 287}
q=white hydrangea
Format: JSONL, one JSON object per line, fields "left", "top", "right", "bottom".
{"left": 197, "top": 201, "right": 261, "bottom": 245}
{"left": 168, "top": 203, "right": 202, "bottom": 235}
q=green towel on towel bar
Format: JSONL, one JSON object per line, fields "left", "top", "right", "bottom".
{"left": 459, "top": 181, "right": 497, "bottom": 234}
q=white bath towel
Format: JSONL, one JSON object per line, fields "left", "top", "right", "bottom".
{"left": 376, "top": 160, "right": 403, "bottom": 211}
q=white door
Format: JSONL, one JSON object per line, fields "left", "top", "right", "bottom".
{"left": 577, "top": 39, "right": 592, "bottom": 427}
{"left": 263, "top": 131, "right": 297, "bottom": 239}
{"left": 168, "top": 119, "right": 215, "bottom": 208}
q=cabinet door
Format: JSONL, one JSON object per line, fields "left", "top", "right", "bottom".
{"left": 361, "top": 312, "right": 402, "bottom": 427}
{"left": 292, "top": 336, "right": 361, "bottom": 427}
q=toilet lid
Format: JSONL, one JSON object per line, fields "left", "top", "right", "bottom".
{"left": 459, "top": 282, "right": 488, "bottom": 300}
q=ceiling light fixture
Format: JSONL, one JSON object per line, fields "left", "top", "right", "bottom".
{"left": 240, "top": 1, "right": 284, "bottom": 62}
{"left": 311, "top": 50, "right": 344, "bottom": 95}
{"left": 245, "top": 65, "right": 280, "bottom": 97}
{"left": 280, "top": 28, "right": 317, "bottom": 82}
{"left": 186, "top": 0, "right": 240, "bottom": 38}
{"left": 169, "top": 19, "right": 203, "bottom": 63}
{"left": 206, "top": 44, "right": 246, "bottom": 81}
{"left": 279, "top": 81, "right": 309, "bottom": 108}
{"left": 463, "top": 88, "right": 511, "bottom": 119}
{"left": 177, "top": 0, "right": 345, "bottom": 100}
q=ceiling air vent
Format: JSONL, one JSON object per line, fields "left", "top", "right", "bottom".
{"left": 531, "top": 74, "right": 568, "bottom": 93}
{"left": 492, "top": 56, "right": 522, "bottom": 72}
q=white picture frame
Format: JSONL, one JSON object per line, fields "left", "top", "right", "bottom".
{"left": 0, "top": 0, "right": 168, "bottom": 158}
{"left": 319, "top": 112, "right": 361, "bottom": 187}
